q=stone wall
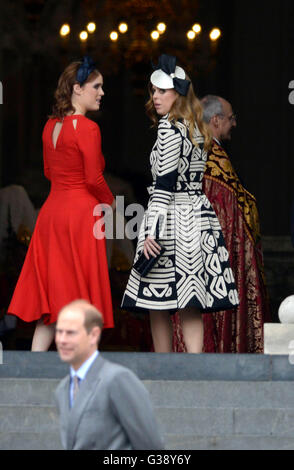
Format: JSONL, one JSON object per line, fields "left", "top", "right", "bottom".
{"left": 262, "top": 236, "right": 294, "bottom": 322}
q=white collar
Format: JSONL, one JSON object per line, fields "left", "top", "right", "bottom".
{"left": 70, "top": 350, "right": 99, "bottom": 381}
{"left": 213, "top": 137, "right": 222, "bottom": 146}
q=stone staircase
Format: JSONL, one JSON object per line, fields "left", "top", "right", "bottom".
{"left": 1, "top": 352, "right": 294, "bottom": 450}
{"left": 0, "top": 378, "right": 61, "bottom": 450}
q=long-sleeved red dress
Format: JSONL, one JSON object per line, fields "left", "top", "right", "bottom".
{"left": 8, "top": 114, "right": 114, "bottom": 328}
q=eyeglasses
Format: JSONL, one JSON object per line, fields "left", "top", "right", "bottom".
{"left": 228, "top": 113, "right": 237, "bottom": 122}
{"left": 218, "top": 113, "right": 237, "bottom": 122}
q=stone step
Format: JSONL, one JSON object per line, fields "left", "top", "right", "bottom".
{"left": 1, "top": 404, "right": 294, "bottom": 438}
{"left": 146, "top": 380, "right": 294, "bottom": 409}
{"left": 1, "top": 352, "right": 294, "bottom": 450}
{"left": 0, "top": 405, "right": 58, "bottom": 433}
{"left": 157, "top": 407, "right": 294, "bottom": 437}
{"left": 0, "top": 379, "right": 59, "bottom": 405}
{"left": 1, "top": 432, "right": 294, "bottom": 451}
{"left": 0, "top": 432, "right": 63, "bottom": 450}
{"left": 1, "top": 378, "right": 294, "bottom": 410}
{"left": 1, "top": 351, "right": 294, "bottom": 381}
{"left": 166, "top": 435, "right": 294, "bottom": 451}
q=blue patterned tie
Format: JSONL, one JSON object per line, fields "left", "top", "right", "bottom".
{"left": 73, "top": 375, "right": 80, "bottom": 403}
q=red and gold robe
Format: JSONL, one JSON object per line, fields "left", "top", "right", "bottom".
{"left": 172, "top": 140, "right": 271, "bottom": 353}
{"left": 203, "top": 140, "right": 271, "bottom": 352}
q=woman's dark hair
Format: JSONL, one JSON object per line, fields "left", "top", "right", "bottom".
{"left": 49, "top": 61, "right": 100, "bottom": 119}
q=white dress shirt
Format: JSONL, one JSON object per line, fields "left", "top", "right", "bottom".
{"left": 69, "top": 350, "right": 99, "bottom": 407}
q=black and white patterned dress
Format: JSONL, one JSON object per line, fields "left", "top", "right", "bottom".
{"left": 121, "top": 115, "right": 239, "bottom": 314}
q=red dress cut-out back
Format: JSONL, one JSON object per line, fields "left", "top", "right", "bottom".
{"left": 8, "top": 115, "right": 114, "bottom": 327}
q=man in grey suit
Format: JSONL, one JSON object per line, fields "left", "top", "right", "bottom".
{"left": 54, "top": 299, "right": 164, "bottom": 450}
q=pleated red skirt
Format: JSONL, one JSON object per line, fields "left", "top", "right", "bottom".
{"left": 8, "top": 188, "right": 114, "bottom": 328}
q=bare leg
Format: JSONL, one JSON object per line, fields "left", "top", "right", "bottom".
{"left": 149, "top": 310, "right": 173, "bottom": 353}
{"left": 31, "top": 319, "right": 56, "bottom": 351}
{"left": 179, "top": 307, "right": 204, "bottom": 353}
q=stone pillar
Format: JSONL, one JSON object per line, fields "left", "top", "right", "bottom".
{"left": 264, "top": 295, "right": 294, "bottom": 355}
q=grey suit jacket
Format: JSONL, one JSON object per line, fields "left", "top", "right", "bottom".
{"left": 54, "top": 354, "right": 165, "bottom": 450}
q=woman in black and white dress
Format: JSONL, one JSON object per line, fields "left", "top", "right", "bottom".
{"left": 121, "top": 54, "right": 238, "bottom": 353}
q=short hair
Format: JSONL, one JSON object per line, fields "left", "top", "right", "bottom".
{"left": 59, "top": 299, "right": 104, "bottom": 332}
{"left": 83, "top": 304, "right": 104, "bottom": 333}
{"left": 201, "top": 95, "right": 224, "bottom": 124}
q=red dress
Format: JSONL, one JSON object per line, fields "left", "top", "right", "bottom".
{"left": 8, "top": 115, "right": 114, "bottom": 328}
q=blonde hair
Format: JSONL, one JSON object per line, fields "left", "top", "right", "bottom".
{"left": 49, "top": 61, "right": 100, "bottom": 119}
{"left": 146, "top": 79, "right": 212, "bottom": 151}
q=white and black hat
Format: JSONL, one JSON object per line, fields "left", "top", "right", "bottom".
{"left": 150, "top": 54, "right": 190, "bottom": 96}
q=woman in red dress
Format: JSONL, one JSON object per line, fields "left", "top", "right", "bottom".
{"left": 8, "top": 57, "right": 115, "bottom": 350}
